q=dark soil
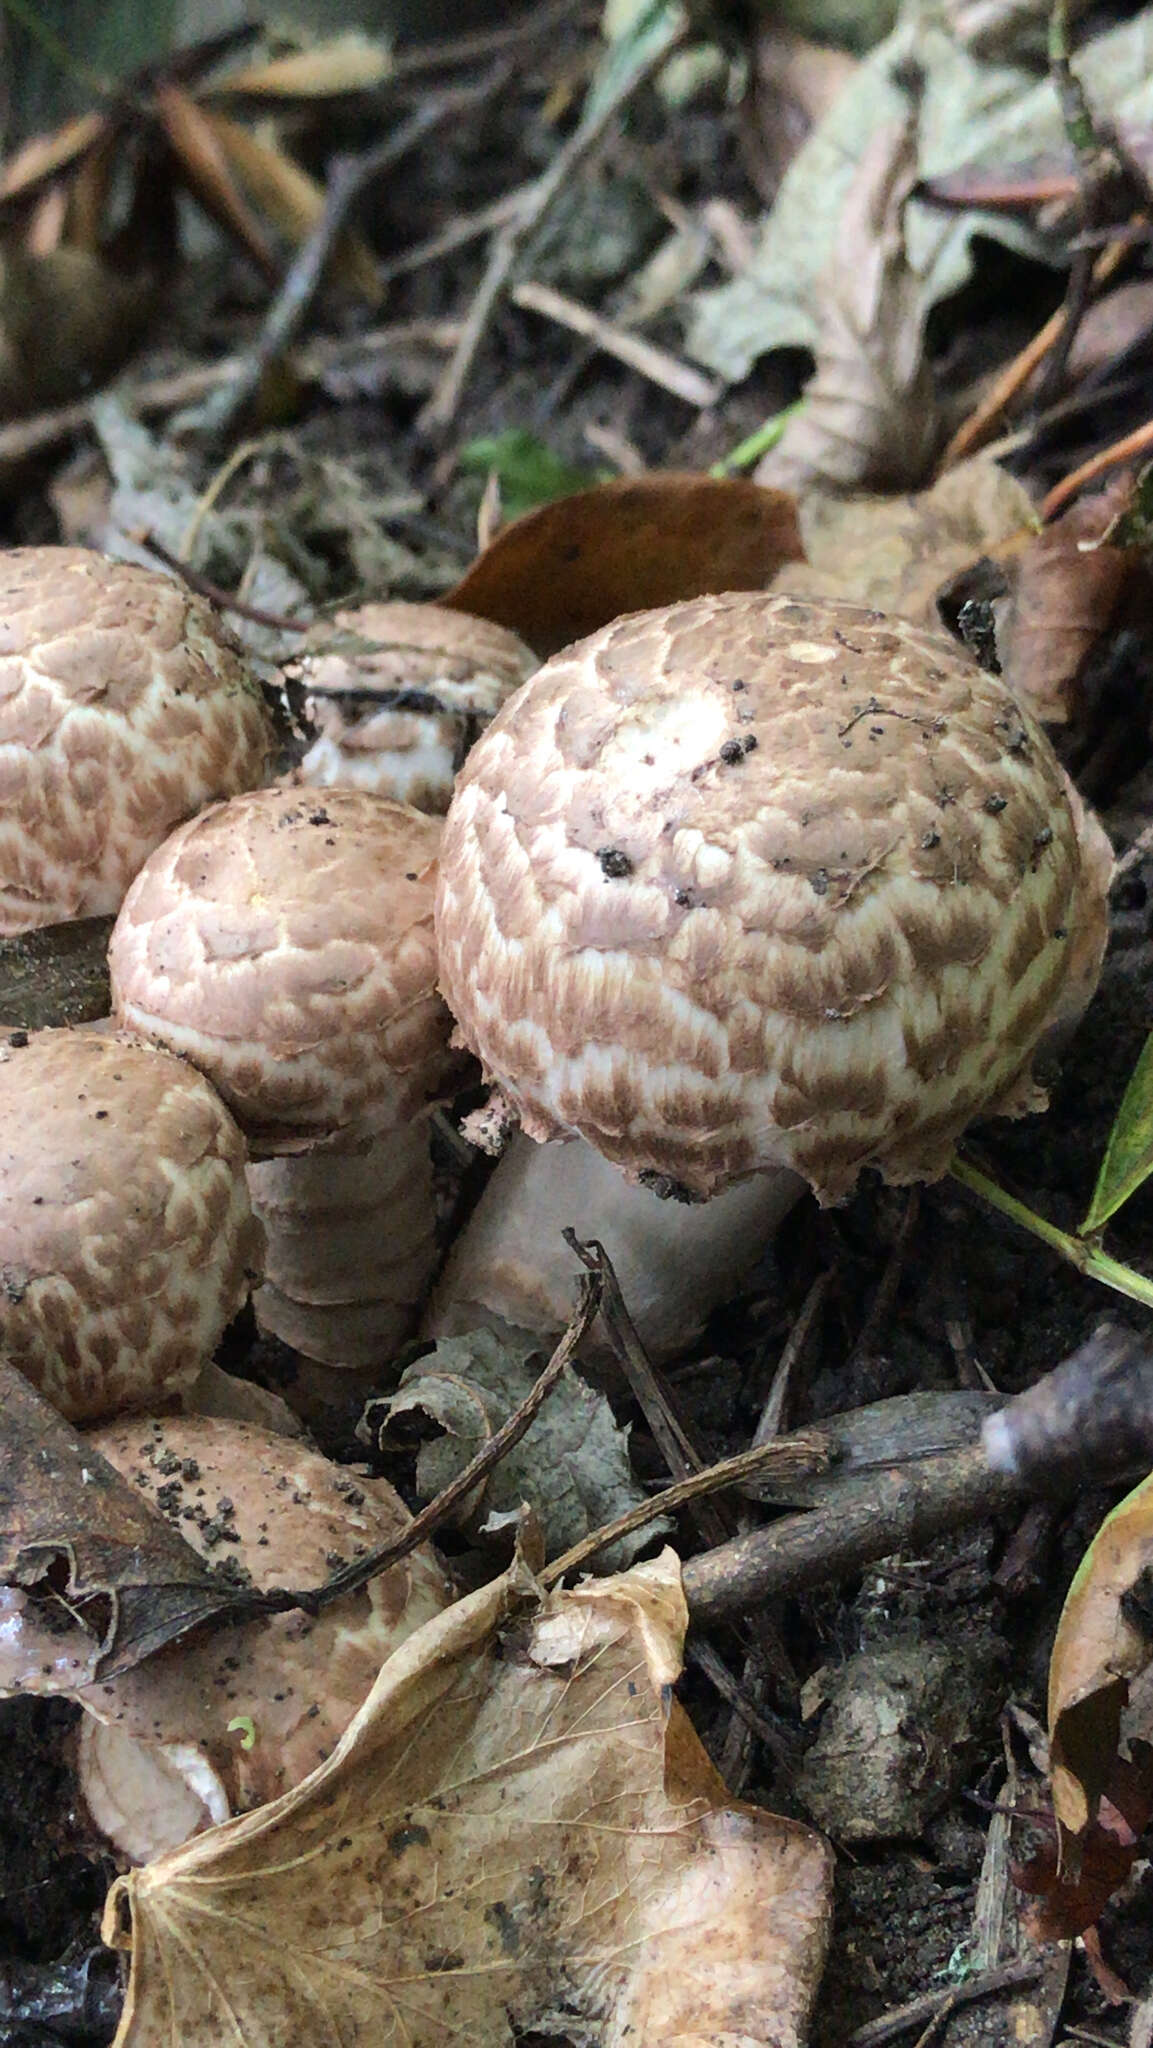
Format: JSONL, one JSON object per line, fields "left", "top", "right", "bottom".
{"left": 3, "top": 11, "right": 1153, "bottom": 2044}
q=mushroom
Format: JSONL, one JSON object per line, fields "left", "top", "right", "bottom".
{"left": 287, "top": 600, "right": 536, "bottom": 811}
{"left": 108, "top": 784, "right": 456, "bottom": 1370}
{"left": 0, "top": 546, "right": 275, "bottom": 934}
{"left": 0, "top": 1415, "right": 452, "bottom": 1863}
{"left": 430, "top": 591, "right": 1113, "bottom": 1357}
{"left": 0, "top": 1029, "right": 263, "bottom": 1422}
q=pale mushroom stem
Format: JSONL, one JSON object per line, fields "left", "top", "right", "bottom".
{"left": 247, "top": 1115, "right": 438, "bottom": 1368}
{"left": 423, "top": 1131, "right": 807, "bottom": 1365}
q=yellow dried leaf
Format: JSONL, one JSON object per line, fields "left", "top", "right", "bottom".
{"left": 207, "top": 114, "right": 382, "bottom": 305}
{"left": 211, "top": 35, "right": 393, "bottom": 100}
{"left": 106, "top": 1550, "right": 832, "bottom": 2047}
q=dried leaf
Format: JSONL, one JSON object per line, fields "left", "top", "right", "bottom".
{"left": 756, "top": 114, "right": 936, "bottom": 497}
{"left": 994, "top": 480, "right": 1132, "bottom": 724}
{"left": 205, "top": 112, "right": 382, "bottom": 304}
{"left": 210, "top": 35, "right": 393, "bottom": 100}
{"left": 767, "top": 452, "right": 1034, "bottom": 623}
{"left": 1048, "top": 1471, "right": 1153, "bottom": 1842}
{"left": 687, "top": 11, "right": 1153, "bottom": 384}
{"left": 0, "top": 1366, "right": 276, "bottom": 1685}
{"left": 1084, "top": 1032, "right": 1153, "bottom": 1235}
{"left": 153, "top": 85, "right": 278, "bottom": 282}
{"left": 105, "top": 1549, "right": 832, "bottom": 2047}
{"left": 444, "top": 473, "right": 803, "bottom": 657}
{"left": 370, "top": 1329, "right": 667, "bottom": 1569}
{"left": 0, "top": 111, "right": 107, "bottom": 206}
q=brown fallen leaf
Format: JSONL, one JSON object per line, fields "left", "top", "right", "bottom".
{"left": 442, "top": 472, "right": 804, "bottom": 658}
{"left": 991, "top": 474, "right": 1134, "bottom": 724}
{"left": 768, "top": 452, "right": 1035, "bottom": 625}
{"left": 0, "top": 1365, "right": 291, "bottom": 1684}
{"left": 756, "top": 113, "right": 937, "bottom": 499}
{"left": 105, "top": 1548, "right": 833, "bottom": 2047}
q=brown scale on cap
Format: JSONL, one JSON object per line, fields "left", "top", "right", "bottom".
{"left": 437, "top": 591, "right": 1112, "bottom": 1204}
{"left": 288, "top": 600, "right": 536, "bottom": 812}
{"left": 0, "top": 546, "right": 275, "bottom": 934}
{"left": 0, "top": 1030, "right": 262, "bottom": 1422}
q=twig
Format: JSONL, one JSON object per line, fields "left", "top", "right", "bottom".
{"left": 419, "top": 1, "right": 686, "bottom": 433}
{"left": 845, "top": 1957, "right": 1043, "bottom": 2048}
{"left": 0, "top": 319, "right": 462, "bottom": 466}
{"left": 936, "top": 236, "right": 1129, "bottom": 473}
{"left": 682, "top": 1438, "right": 1021, "bottom": 1624}
{"left": 388, "top": 0, "right": 588, "bottom": 81}
{"left": 197, "top": 91, "right": 480, "bottom": 441}
{"left": 511, "top": 278, "right": 721, "bottom": 407}
{"left": 538, "top": 1426, "right": 829, "bottom": 1587}
{"left": 683, "top": 1325, "right": 1153, "bottom": 1623}
{"left": 750, "top": 1269, "right": 832, "bottom": 1449}
{"left": 376, "top": 190, "right": 527, "bottom": 285}
{"left": 1040, "top": 412, "right": 1153, "bottom": 519}
{"left": 131, "top": 529, "right": 309, "bottom": 633}
{"left": 686, "top": 1638, "right": 801, "bottom": 1768}
{"left": 292, "top": 1269, "right": 603, "bottom": 1609}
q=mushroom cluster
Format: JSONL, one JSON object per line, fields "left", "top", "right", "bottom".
{"left": 109, "top": 783, "right": 457, "bottom": 1368}
{"left": 430, "top": 590, "right": 1113, "bottom": 1353}
{"left": 0, "top": 546, "right": 275, "bottom": 934}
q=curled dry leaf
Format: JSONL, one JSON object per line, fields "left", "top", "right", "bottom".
{"left": 767, "top": 451, "right": 1034, "bottom": 624}
{"left": 0, "top": 1367, "right": 276, "bottom": 1686}
{"left": 105, "top": 1549, "right": 833, "bottom": 2048}
{"left": 756, "top": 114, "right": 937, "bottom": 498}
{"left": 442, "top": 473, "right": 803, "bottom": 658}
{"left": 369, "top": 1328, "right": 667, "bottom": 1570}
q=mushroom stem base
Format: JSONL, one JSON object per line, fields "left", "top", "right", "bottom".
{"left": 423, "top": 1132, "right": 806, "bottom": 1364}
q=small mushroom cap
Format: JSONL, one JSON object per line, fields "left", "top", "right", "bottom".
{"left": 35, "top": 1415, "right": 450, "bottom": 1861}
{"left": 108, "top": 784, "right": 452, "bottom": 1149}
{"left": 0, "top": 1030, "right": 262, "bottom": 1421}
{"left": 0, "top": 547, "right": 275, "bottom": 934}
{"left": 436, "top": 591, "right": 1112, "bottom": 1203}
{"left": 289, "top": 600, "right": 536, "bottom": 812}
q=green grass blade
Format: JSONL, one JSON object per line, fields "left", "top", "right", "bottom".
{"left": 1083, "top": 1030, "right": 1153, "bottom": 1233}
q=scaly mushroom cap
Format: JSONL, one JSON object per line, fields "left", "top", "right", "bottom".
{"left": 0, "top": 1415, "right": 452, "bottom": 1863}
{"left": 0, "top": 1030, "right": 262, "bottom": 1421}
{"left": 436, "top": 591, "right": 1112, "bottom": 1203}
{"left": 108, "top": 784, "right": 452, "bottom": 1150}
{"left": 289, "top": 600, "right": 536, "bottom": 811}
{"left": 0, "top": 546, "right": 275, "bottom": 933}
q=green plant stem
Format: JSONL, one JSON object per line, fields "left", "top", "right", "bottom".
{"left": 709, "top": 401, "right": 804, "bottom": 478}
{"left": 949, "top": 1156, "right": 1153, "bottom": 1311}
{"left": 0, "top": 0, "right": 109, "bottom": 99}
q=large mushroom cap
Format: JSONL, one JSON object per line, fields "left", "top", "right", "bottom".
{"left": 436, "top": 591, "right": 1112, "bottom": 1203}
{"left": 0, "top": 546, "right": 275, "bottom": 933}
{"left": 108, "top": 784, "right": 452, "bottom": 1149}
{"left": 289, "top": 600, "right": 536, "bottom": 812}
{"left": 0, "top": 1029, "right": 262, "bottom": 1421}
